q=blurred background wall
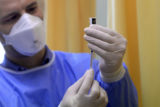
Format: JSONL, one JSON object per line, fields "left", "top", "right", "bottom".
{"left": 137, "top": 0, "right": 160, "bottom": 107}
{"left": 47, "top": 0, "right": 95, "bottom": 52}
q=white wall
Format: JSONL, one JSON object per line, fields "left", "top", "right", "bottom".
{"left": 96, "top": 0, "right": 108, "bottom": 27}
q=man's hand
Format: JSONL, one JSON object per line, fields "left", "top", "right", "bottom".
{"left": 84, "top": 25, "right": 127, "bottom": 82}
{"left": 59, "top": 69, "right": 108, "bottom": 107}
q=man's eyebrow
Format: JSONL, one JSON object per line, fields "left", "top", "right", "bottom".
{"left": 26, "top": 1, "right": 37, "bottom": 8}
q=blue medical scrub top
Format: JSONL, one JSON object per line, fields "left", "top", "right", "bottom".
{"left": 0, "top": 46, "right": 138, "bottom": 107}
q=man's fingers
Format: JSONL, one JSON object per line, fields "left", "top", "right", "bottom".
{"left": 87, "top": 43, "right": 124, "bottom": 60}
{"left": 78, "top": 69, "right": 94, "bottom": 95}
{"left": 69, "top": 75, "right": 85, "bottom": 94}
{"left": 89, "top": 24, "right": 120, "bottom": 36}
{"left": 87, "top": 43, "right": 108, "bottom": 59}
{"left": 84, "top": 35, "right": 124, "bottom": 52}
{"left": 97, "top": 87, "right": 108, "bottom": 106}
{"left": 89, "top": 80, "right": 100, "bottom": 99}
{"left": 84, "top": 28, "right": 115, "bottom": 44}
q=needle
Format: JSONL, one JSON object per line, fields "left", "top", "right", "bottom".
{"left": 90, "top": 50, "right": 94, "bottom": 68}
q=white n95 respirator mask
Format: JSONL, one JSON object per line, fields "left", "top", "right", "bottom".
{"left": 1, "top": 13, "right": 46, "bottom": 56}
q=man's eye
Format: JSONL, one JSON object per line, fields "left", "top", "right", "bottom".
{"left": 3, "top": 15, "right": 20, "bottom": 24}
{"left": 26, "top": 6, "right": 37, "bottom": 14}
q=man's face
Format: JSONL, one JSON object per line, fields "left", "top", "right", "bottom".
{"left": 0, "top": 0, "right": 43, "bottom": 35}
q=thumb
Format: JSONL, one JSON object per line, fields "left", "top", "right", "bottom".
{"left": 69, "top": 74, "right": 85, "bottom": 94}
{"left": 78, "top": 69, "right": 94, "bottom": 95}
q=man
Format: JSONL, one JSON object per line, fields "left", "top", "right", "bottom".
{"left": 0, "top": 0, "right": 138, "bottom": 107}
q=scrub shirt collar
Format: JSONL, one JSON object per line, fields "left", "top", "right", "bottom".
{"left": 1, "top": 45, "right": 52, "bottom": 71}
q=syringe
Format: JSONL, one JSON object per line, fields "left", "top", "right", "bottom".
{"left": 89, "top": 17, "right": 96, "bottom": 68}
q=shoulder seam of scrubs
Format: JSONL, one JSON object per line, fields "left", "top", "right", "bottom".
{"left": 0, "top": 52, "right": 55, "bottom": 75}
